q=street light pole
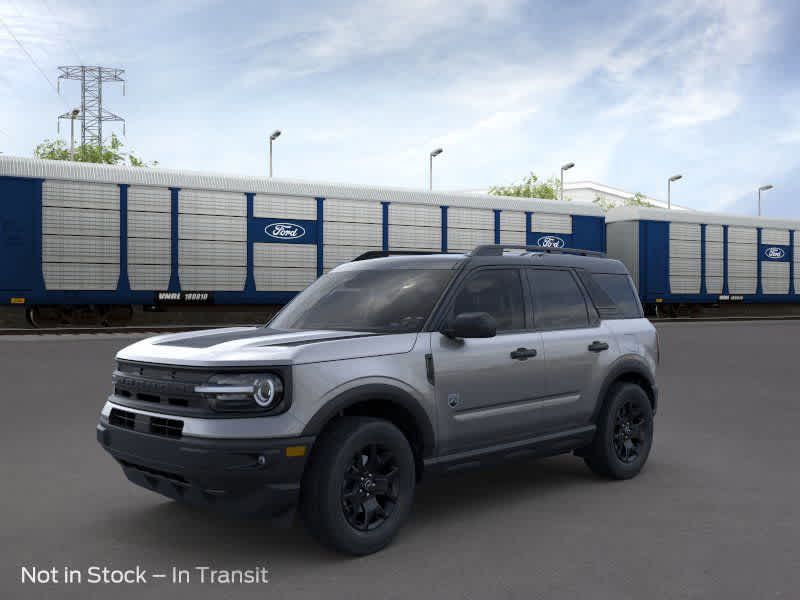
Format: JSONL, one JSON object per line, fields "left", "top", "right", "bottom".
{"left": 758, "top": 184, "right": 773, "bottom": 216}
{"left": 667, "top": 174, "right": 683, "bottom": 209}
{"left": 69, "top": 108, "right": 80, "bottom": 160}
{"left": 429, "top": 148, "right": 443, "bottom": 190}
{"left": 269, "top": 130, "right": 281, "bottom": 177}
{"left": 560, "top": 162, "right": 575, "bottom": 202}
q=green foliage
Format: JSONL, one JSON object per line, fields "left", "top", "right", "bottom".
{"left": 33, "top": 134, "right": 157, "bottom": 167}
{"left": 489, "top": 171, "right": 564, "bottom": 200}
{"left": 593, "top": 191, "right": 656, "bottom": 212}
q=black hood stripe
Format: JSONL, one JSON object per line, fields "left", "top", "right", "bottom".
{"left": 154, "top": 328, "right": 376, "bottom": 349}
{"left": 257, "top": 333, "right": 377, "bottom": 347}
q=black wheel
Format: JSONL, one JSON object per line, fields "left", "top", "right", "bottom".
{"left": 584, "top": 383, "right": 653, "bottom": 479}
{"left": 301, "top": 417, "right": 415, "bottom": 555}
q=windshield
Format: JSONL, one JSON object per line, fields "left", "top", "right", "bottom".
{"left": 269, "top": 268, "right": 453, "bottom": 333}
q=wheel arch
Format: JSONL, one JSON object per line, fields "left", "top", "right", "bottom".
{"left": 592, "top": 357, "right": 658, "bottom": 421}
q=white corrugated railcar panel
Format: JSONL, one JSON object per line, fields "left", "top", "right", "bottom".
{"left": 325, "top": 199, "right": 382, "bottom": 224}
{"left": 128, "top": 211, "right": 170, "bottom": 239}
{"left": 669, "top": 258, "right": 701, "bottom": 277}
{"left": 255, "top": 268, "right": 317, "bottom": 291}
{"left": 129, "top": 238, "right": 170, "bottom": 264}
{"left": 179, "top": 214, "right": 246, "bottom": 241}
{"left": 670, "top": 276, "right": 700, "bottom": 294}
{"left": 728, "top": 277, "right": 756, "bottom": 294}
{"left": 42, "top": 206, "right": 119, "bottom": 237}
{"left": 42, "top": 235, "right": 119, "bottom": 264}
{"left": 728, "top": 260, "right": 757, "bottom": 277}
{"left": 179, "top": 266, "right": 246, "bottom": 291}
{"left": 254, "top": 195, "right": 317, "bottom": 220}
{"left": 762, "top": 262, "right": 789, "bottom": 294}
{"left": 448, "top": 207, "right": 493, "bottom": 230}
{"left": 254, "top": 243, "right": 316, "bottom": 268}
{"left": 389, "top": 204, "right": 440, "bottom": 227}
{"left": 447, "top": 227, "right": 494, "bottom": 252}
{"left": 669, "top": 222, "right": 701, "bottom": 241}
{"left": 706, "top": 225, "right": 723, "bottom": 242}
{"left": 129, "top": 264, "right": 171, "bottom": 290}
{"left": 532, "top": 213, "right": 571, "bottom": 234}
{"left": 42, "top": 180, "right": 119, "bottom": 210}
{"left": 179, "top": 240, "right": 246, "bottom": 266}
{"left": 500, "top": 230, "right": 526, "bottom": 245}
{"left": 43, "top": 263, "right": 119, "bottom": 290}
{"left": 500, "top": 211, "right": 526, "bottom": 232}
{"left": 761, "top": 229, "right": 790, "bottom": 245}
{"left": 705, "top": 259, "right": 723, "bottom": 278}
{"left": 323, "top": 245, "right": 375, "bottom": 269}
{"left": 728, "top": 227, "right": 757, "bottom": 244}
{"left": 705, "top": 241, "right": 723, "bottom": 259}
{"left": 388, "top": 225, "right": 440, "bottom": 250}
{"left": 706, "top": 277, "right": 723, "bottom": 294}
{"left": 728, "top": 244, "right": 756, "bottom": 261}
{"left": 179, "top": 189, "right": 245, "bottom": 216}
{"left": 323, "top": 221, "right": 382, "bottom": 246}
{"left": 128, "top": 186, "right": 170, "bottom": 213}
{"left": 669, "top": 239, "right": 700, "bottom": 259}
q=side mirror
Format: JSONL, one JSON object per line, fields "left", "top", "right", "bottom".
{"left": 442, "top": 312, "right": 497, "bottom": 339}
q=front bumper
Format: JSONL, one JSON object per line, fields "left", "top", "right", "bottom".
{"left": 97, "top": 410, "right": 314, "bottom": 518}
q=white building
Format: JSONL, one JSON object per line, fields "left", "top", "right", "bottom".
{"left": 563, "top": 181, "right": 690, "bottom": 211}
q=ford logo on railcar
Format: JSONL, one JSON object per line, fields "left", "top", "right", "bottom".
{"left": 536, "top": 235, "right": 566, "bottom": 248}
{"left": 764, "top": 247, "right": 786, "bottom": 259}
{"left": 265, "top": 222, "right": 306, "bottom": 239}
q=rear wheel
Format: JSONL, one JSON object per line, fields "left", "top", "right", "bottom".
{"left": 301, "top": 417, "right": 415, "bottom": 555}
{"left": 584, "top": 383, "right": 653, "bottom": 479}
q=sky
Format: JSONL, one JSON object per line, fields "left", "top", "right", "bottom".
{"left": 1, "top": 0, "right": 799, "bottom": 218}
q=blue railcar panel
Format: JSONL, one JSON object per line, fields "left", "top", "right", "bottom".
{"left": 638, "top": 220, "right": 670, "bottom": 300}
{"left": 0, "top": 177, "right": 39, "bottom": 291}
{"left": 118, "top": 184, "right": 130, "bottom": 293}
{"left": 759, "top": 244, "right": 792, "bottom": 262}
{"left": 249, "top": 217, "right": 318, "bottom": 244}
{"left": 571, "top": 215, "right": 606, "bottom": 252}
{"left": 168, "top": 188, "right": 180, "bottom": 292}
{"left": 316, "top": 198, "right": 324, "bottom": 277}
{"left": 244, "top": 193, "right": 256, "bottom": 293}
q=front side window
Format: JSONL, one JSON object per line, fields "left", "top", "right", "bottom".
{"left": 269, "top": 268, "right": 454, "bottom": 333}
{"left": 528, "top": 269, "right": 590, "bottom": 330}
{"left": 449, "top": 269, "right": 525, "bottom": 331}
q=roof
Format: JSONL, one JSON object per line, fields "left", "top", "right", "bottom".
{"left": 0, "top": 155, "right": 604, "bottom": 216}
{"left": 605, "top": 205, "right": 800, "bottom": 230}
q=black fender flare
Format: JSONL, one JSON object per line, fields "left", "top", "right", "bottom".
{"left": 592, "top": 356, "right": 658, "bottom": 420}
{"left": 302, "top": 384, "right": 436, "bottom": 458}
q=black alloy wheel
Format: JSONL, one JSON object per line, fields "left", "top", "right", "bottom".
{"left": 612, "top": 399, "right": 650, "bottom": 464}
{"left": 341, "top": 443, "right": 400, "bottom": 531}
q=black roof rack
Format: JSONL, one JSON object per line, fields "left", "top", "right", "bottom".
{"left": 351, "top": 250, "right": 451, "bottom": 262}
{"left": 471, "top": 244, "right": 606, "bottom": 258}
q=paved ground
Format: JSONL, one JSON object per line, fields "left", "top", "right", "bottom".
{"left": 1, "top": 322, "right": 798, "bottom": 599}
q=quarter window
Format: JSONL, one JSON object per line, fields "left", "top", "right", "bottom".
{"left": 450, "top": 269, "right": 525, "bottom": 332}
{"left": 528, "top": 269, "right": 590, "bottom": 330}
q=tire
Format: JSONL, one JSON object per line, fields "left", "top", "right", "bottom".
{"left": 300, "top": 417, "right": 416, "bottom": 555}
{"left": 584, "top": 383, "right": 653, "bottom": 480}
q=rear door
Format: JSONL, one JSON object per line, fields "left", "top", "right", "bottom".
{"left": 526, "top": 268, "right": 617, "bottom": 430}
{"left": 0, "top": 178, "right": 37, "bottom": 291}
{"left": 432, "top": 267, "right": 548, "bottom": 454}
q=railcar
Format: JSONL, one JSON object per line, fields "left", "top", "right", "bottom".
{"left": 0, "top": 156, "right": 605, "bottom": 326}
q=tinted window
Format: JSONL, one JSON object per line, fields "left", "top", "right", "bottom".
{"left": 593, "top": 273, "right": 643, "bottom": 319}
{"left": 528, "top": 269, "right": 589, "bottom": 330}
{"left": 270, "top": 268, "right": 453, "bottom": 333}
{"left": 450, "top": 269, "right": 525, "bottom": 331}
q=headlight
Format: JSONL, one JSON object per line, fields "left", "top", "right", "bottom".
{"left": 196, "top": 373, "right": 285, "bottom": 413}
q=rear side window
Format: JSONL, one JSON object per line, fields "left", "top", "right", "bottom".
{"left": 527, "top": 269, "right": 589, "bottom": 330}
{"left": 592, "top": 273, "right": 643, "bottom": 319}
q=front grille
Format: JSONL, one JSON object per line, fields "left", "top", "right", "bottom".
{"left": 112, "top": 361, "right": 212, "bottom": 415}
{"left": 108, "top": 407, "right": 184, "bottom": 439}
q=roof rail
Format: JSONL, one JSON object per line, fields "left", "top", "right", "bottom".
{"left": 471, "top": 244, "right": 606, "bottom": 258}
{"left": 351, "top": 250, "right": 451, "bottom": 262}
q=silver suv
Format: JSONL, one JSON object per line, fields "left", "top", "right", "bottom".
{"left": 97, "top": 245, "right": 658, "bottom": 555}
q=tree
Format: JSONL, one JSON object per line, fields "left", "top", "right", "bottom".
{"left": 33, "top": 133, "right": 158, "bottom": 167}
{"left": 489, "top": 171, "right": 564, "bottom": 200}
{"left": 593, "top": 191, "right": 656, "bottom": 212}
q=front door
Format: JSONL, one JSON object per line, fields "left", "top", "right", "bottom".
{"left": 432, "top": 267, "right": 549, "bottom": 454}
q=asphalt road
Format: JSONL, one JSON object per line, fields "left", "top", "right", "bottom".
{"left": 1, "top": 322, "right": 798, "bottom": 599}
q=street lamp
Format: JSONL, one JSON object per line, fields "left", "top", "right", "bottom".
{"left": 269, "top": 130, "right": 281, "bottom": 177}
{"left": 560, "top": 162, "right": 575, "bottom": 202}
{"left": 758, "top": 184, "right": 773, "bottom": 216}
{"left": 68, "top": 108, "right": 80, "bottom": 160}
{"left": 429, "top": 148, "right": 443, "bottom": 191}
{"left": 667, "top": 174, "right": 682, "bottom": 209}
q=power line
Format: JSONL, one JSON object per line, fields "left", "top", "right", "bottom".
{"left": 37, "top": 0, "right": 85, "bottom": 66}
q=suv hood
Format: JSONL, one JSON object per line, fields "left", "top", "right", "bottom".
{"left": 116, "top": 326, "right": 418, "bottom": 367}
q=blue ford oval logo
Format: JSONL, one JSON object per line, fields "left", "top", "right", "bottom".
{"left": 764, "top": 247, "right": 785, "bottom": 259}
{"left": 536, "top": 235, "right": 566, "bottom": 248}
{"left": 264, "top": 222, "right": 306, "bottom": 240}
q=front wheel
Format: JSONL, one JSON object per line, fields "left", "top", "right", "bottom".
{"left": 584, "top": 383, "right": 653, "bottom": 479}
{"left": 300, "top": 417, "right": 416, "bottom": 555}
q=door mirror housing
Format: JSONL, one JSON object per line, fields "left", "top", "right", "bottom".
{"left": 442, "top": 312, "right": 497, "bottom": 339}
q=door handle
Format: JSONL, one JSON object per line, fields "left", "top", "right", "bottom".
{"left": 588, "top": 341, "right": 609, "bottom": 352}
{"left": 510, "top": 347, "right": 538, "bottom": 360}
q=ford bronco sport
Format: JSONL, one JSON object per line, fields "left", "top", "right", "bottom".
{"left": 97, "top": 244, "right": 658, "bottom": 555}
